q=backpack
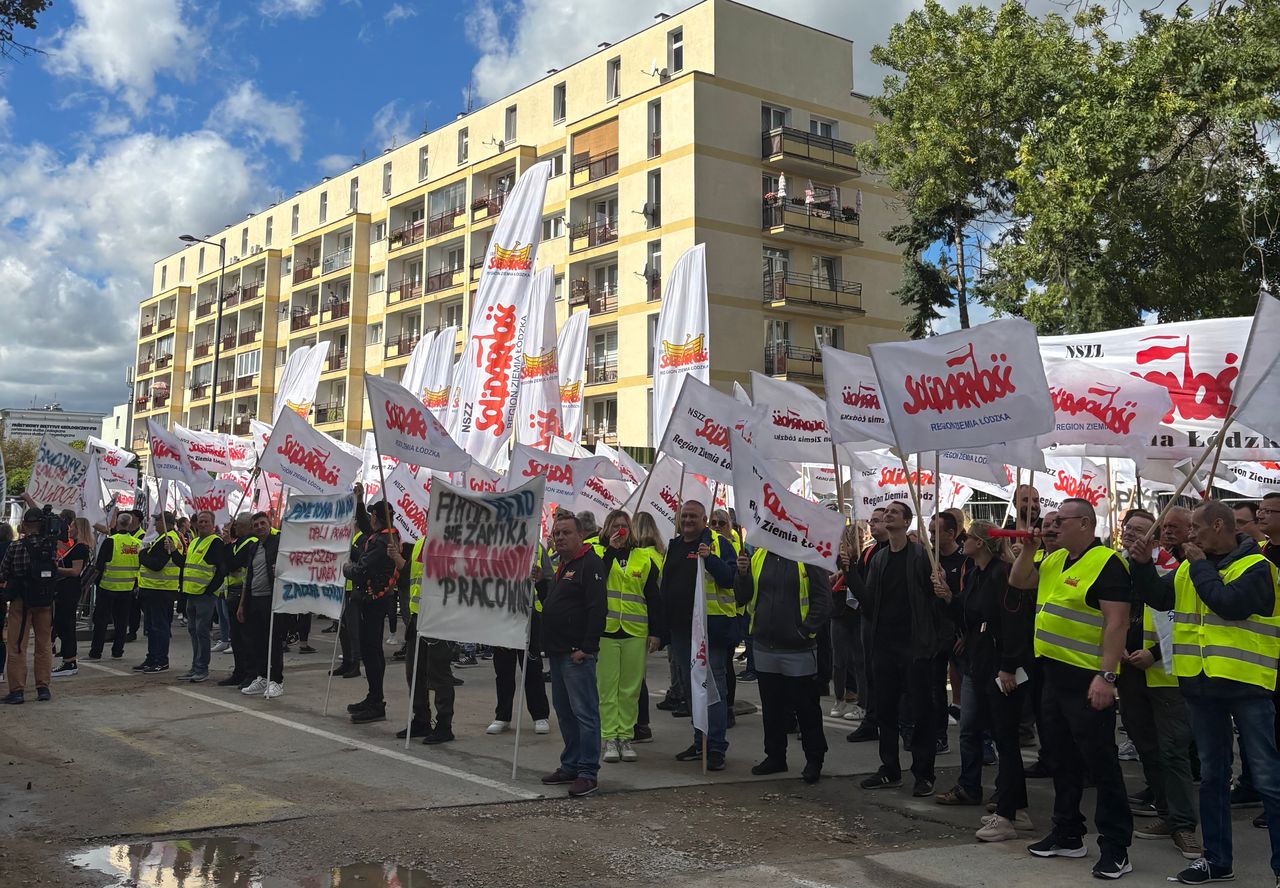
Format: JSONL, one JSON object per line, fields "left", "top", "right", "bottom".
{"left": 21, "top": 537, "right": 58, "bottom": 609}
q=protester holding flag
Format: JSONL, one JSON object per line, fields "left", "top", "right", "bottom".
{"left": 396, "top": 535, "right": 457, "bottom": 744}
{"left": 87, "top": 510, "right": 142, "bottom": 662}
{"left": 49, "top": 518, "right": 90, "bottom": 679}
{"left": 735, "top": 546, "right": 831, "bottom": 783}
{"left": 341, "top": 499, "right": 401, "bottom": 725}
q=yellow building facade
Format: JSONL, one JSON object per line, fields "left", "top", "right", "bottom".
{"left": 133, "top": 0, "right": 905, "bottom": 458}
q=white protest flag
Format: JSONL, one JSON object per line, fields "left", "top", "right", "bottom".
{"left": 658, "top": 376, "right": 765, "bottom": 486}
{"left": 749, "top": 371, "right": 835, "bottom": 463}
{"left": 421, "top": 325, "right": 459, "bottom": 417}
{"left": 365, "top": 373, "right": 472, "bottom": 472}
{"left": 26, "top": 435, "right": 91, "bottom": 510}
{"left": 189, "top": 478, "right": 243, "bottom": 526}
{"left": 973, "top": 437, "right": 1049, "bottom": 473}
{"left": 380, "top": 461, "right": 432, "bottom": 542}
{"left": 174, "top": 423, "right": 231, "bottom": 474}
{"left": 652, "top": 244, "right": 710, "bottom": 448}
{"left": 731, "top": 434, "right": 842, "bottom": 570}
{"left": 453, "top": 161, "right": 552, "bottom": 468}
{"left": 87, "top": 436, "right": 136, "bottom": 484}
{"left": 1223, "top": 461, "right": 1280, "bottom": 498}
{"left": 822, "top": 347, "right": 896, "bottom": 446}
{"left": 399, "top": 328, "right": 437, "bottom": 403}
{"left": 80, "top": 454, "right": 109, "bottom": 527}
{"left": 595, "top": 441, "right": 647, "bottom": 487}
{"left": 273, "top": 341, "right": 331, "bottom": 422}
{"left": 557, "top": 309, "right": 590, "bottom": 443}
{"left": 851, "top": 461, "right": 941, "bottom": 513}
{"left": 444, "top": 345, "right": 472, "bottom": 440}
{"left": 451, "top": 460, "right": 504, "bottom": 495}
{"left": 146, "top": 420, "right": 199, "bottom": 485}
{"left": 623, "top": 453, "right": 685, "bottom": 539}
{"left": 870, "top": 318, "right": 1053, "bottom": 454}
{"left": 573, "top": 475, "right": 634, "bottom": 526}
{"left": 507, "top": 441, "right": 616, "bottom": 506}
{"left": 249, "top": 419, "right": 273, "bottom": 456}
{"left": 358, "top": 432, "right": 398, "bottom": 501}
{"left": 690, "top": 563, "right": 720, "bottom": 737}
{"left": 925, "top": 449, "right": 1008, "bottom": 487}
{"left": 417, "top": 476, "right": 545, "bottom": 649}
{"left": 259, "top": 407, "right": 361, "bottom": 495}
{"left": 681, "top": 472, "right": 714, "bottom": 512}
{"left": 514, "top": 268, "right": 563, "bottom": 448}
{"left": 1225, "top": 290, "right": 1280, "bottom": 441}
{"left": 95, "top": 454, "right": 138, "bottom": 492}
{"left": 550, "top": 436, "right": 593, "bottom": 459}
{"left": 223, "top": 434, "right": 256, "bottom": 471}
{"left": 1041, "top": 359, "right": 1174, "bottom": 459}
{"left": 274, "top": 493, "right": 355, "bottom": 620}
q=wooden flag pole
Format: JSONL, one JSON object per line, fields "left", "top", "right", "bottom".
{"left": 898, "top": 452, "right": 940, "bottom": 575}
{"left": 1141, "top": 439, "right": 1224, "bottom": 542}
{"left": 1011, "top": 468, "right": 1023, "bottom": 530}
{"left": 830, "top": 442, "right": 847, "bottom": 519}
{"left": 932, "top": 452, "right": 942, "bottom": 564}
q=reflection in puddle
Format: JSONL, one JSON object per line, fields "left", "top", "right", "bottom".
{"left": 70, "top": 838, "right": 441, "bottom": 888}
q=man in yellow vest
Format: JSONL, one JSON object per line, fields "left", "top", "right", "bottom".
{"left": 87, "top": 509, "right": 143, "bottom": 661}
{"left": 1128, "top": 499, "right": 1280, "bottom": 885}
{"left": 216, "top": 514, "right": 257, "bottom": 688}
{"left": 168, "top": 510, "right": 228, "bottom": 683}
{"left": 1011, "top": 496, "right": 1133, "bottom": 879}
{"left": 735, "top": 546, "right": 830, "bottom": 783}
{"left": 135, "top": 512, "right": 182, "bottom": 673}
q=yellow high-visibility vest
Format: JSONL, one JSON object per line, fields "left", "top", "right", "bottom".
{"left": 1140, "top": 606, "right": 1178, "bottom": 688}
{"left": 137, "top": 531, "right": 181, "bottom": 593}
{"left": 601, "top": 547, "right": 658, "bottom": 637}
{"left": 1171, "top": 554, "right": 1280, "bottom": 691}
{"left": 704, "top": 533, "right": 739, "bottom": 618}
{"left": 181, "top": 535, "right": 222, "bottom": 597}
{"left": 225, "top": 536, "right": 258, "bottom": 592}
{"left": 746, "top": 548, "right": 810, "bottom": 637}
{"left": 99, "top": 533, "right": 141, "bottom": 592}
{"left": 1034, "top": 546, "right": 1127, "bottom": 671}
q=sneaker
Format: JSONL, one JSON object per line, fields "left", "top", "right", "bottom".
{"left": 675, "top": 744, "right": 703, "bottom": 762}
{"left": 568, "top": 776, "right": 598, "bottom": 798}
{"left": 52, "top": 663, "right": 78, "bottom": 678}
{"left": 1092, "top": 849, "right": 1132, "bottom": 880}
{"left": 631, "top": 724, "right": 652, "bottom": 742}
{"left": 541, "top": 769, "right": 577, "bottom": 785}
{"left": 843, "top": 704, "right": 866, "bottom": 721}
{"left": 1172, "top": 831, "right": 1203, "bottom": 860}
{"left": 737, "top": 670, "right": 758, "bottom": 683}
{"left": 264, "top": 681, "right": 284, "bottom": 699}
{"left": 346, "top": 697, "right": 375, "bottom": 713}
{"left": 935, "top": 737, "right": 951, "bottom": 754}
{"left": 1173, "top": 858, "right": 1234, "bottom": 884}
{"left": 670, "top": 707, "right": 691, "bottom": 718}
{"left": 222, "top": 645, "right": 233, "bottom": 654}
{"left": 212, "top": 641, "right": 229, "bottom": 653}
{"left": 37, "top": 687, "right": 51, "bottom": 702}
{"left": 976, "top": 814, "right": 1018, "bottom": 842}
{"left": 656, "top": 696, "right": 682, "bottom": 711}
{"left": 421, "top": 726, "right": 454, "bottom": 744}
{"left": 935, "top": 786, "right": 981, "bottom": 806}
{"left": 131, "top": 662, "right": 151, "bottom": 672}
{"left": 603, "top": 739, "right": 621, "bottom": 763}
{"left": 1128, "top": 787, "right": 1155, "bottom": 807}
{"left": 1, "top": 691, "right": 23, "bottom": 704}
{"left": 860, "top": 772, "right": 902, "bottom": 790}
{"left": 1135, "top": 817, "right": 1172, "bottom": 839}
{"left": 1117, "top": 739, "right": 1139, "bottom": 761}
{"left": 707, "top": 752, "right": 726, "bottom": 771}
{"left": 486, "top": 720, "right": 510, "bottom": 735}
{"left": 619, "top": 740, "right": 638, "bottom": 762}
{"left": 982, "top": 739, "right": 997, "bottom": 765}
{"left": 847, "top": 723, "right": 879, "bottom": 742}
{"left": 241, "top": 677, "right": 268, "bottom": 695}
{"left": 143, "top": 663, "right": 169, "bottom": 674}
{"left": 912, "top": 778, "right": 935, "bottom": 797}
{"left": 1024, "top": 760, "right": 1052, "bottom": 778}
{"left": 751, "top": 757, "right": 788, "bottom": 776}
{"left": 299, "top": 645, "right": 316, "bottom": 654}
{"left": 189, "top": 672, "right": 209, "bottom": 683}
{"left": 396, "top": 722, "right": 431, "bottom": 739}
{"left": 830, "top": 701, "right": 847, "bottom": 718}
{"left": 1131, "top": 801, "right": 1158, "bottom": 818}
{"left": 177, "top": 670, "right": 195, "bottom": 680}
{"left": 733, "top": 699, "right": 758, "bottom": 716}
{"left": 1028, "top": 833, "right": 1087, "bottom": 858}
{"left": 350, "top": 705, "right": 387, "bottom": 724}
{"left": 534, "top": 718, "right": 551, "bottom": 735}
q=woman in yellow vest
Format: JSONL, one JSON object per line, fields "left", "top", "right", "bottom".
{"left": 630, "top": 511, "right": 666, "bottom": 743}
{"left": 595, "top": 509, "right": 663, "bottom": 764}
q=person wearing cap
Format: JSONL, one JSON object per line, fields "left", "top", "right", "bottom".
{"left": 87, "top": 509, "right": 142, "bottom": 661}
{"left": 1, "top": 508, "right": 60, "bottom": 703}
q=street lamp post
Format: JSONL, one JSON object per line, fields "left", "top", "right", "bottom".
{"left": 179, "top": 235, "right": 226, "bottom": 431}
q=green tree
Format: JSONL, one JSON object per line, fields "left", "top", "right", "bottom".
{"left": 2, "top": 436, "right": 36, "bottom": 496}
{"left": 1, "top": 0, "right": 50, "bottom": 61}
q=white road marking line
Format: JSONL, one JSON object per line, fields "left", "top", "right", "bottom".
{"left": 755, "top": 864, "right": 854, "bottom": 888}
{"left": 80, "top": 661, "right": 540, "bottom": 801}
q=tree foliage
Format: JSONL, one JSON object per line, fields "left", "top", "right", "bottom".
{"left": 2, "top": 436, "right": 36, "bottom": 496}
{"left": 862, "top": 0, "right": 1280, "bottom": 335}
{"left": 1, "top": 0, "right": 50, "bottom": 61}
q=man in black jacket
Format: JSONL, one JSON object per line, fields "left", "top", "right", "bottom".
{"left": 539, "top": 513, "right": 607, "bottom": 798}
{"left": 238, "top": 513, "right": 284, "bottom": 697}
{"left": 341, "top": 499, "right": 401, "bottom": 724}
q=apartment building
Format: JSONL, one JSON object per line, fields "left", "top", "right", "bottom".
{"left": 132, "top": 0, "right": 905, "bottom": 459}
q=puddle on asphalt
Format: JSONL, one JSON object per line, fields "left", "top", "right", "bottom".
{"left": 70, "top": 837, "right": 442, "bottom": 888}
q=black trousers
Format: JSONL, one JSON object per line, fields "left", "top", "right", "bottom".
{"left": 758, "top": 669, "right": 828, "bottom": 764}
{"left": 359, "top": 597, "right": 389, "bottom": 704}
{"left": 339, "top": 593, "right": 362, "bottom": 667}
{"left": 932, "top": 651, "right": 951, "bottom": 739}
{"left": 1039, "top": 662, "right": 1133, "bottom": 854}
{"left": 129, "top": 593, "right": 142, "bottom": 637}
{"left": 224, "top": 589, "right": 249, "bottom": 681}
{"left": 244, "top": 595, "right": 287, "bottom": 683}
{"left": 53, "top": 585, "right": 80, "bottom": 661}
{"left": 406, "top": 619, "right": 455, "bottom": 729}
{"left": 860, "top": 616, "right": 877, "bottom": 726}
{"left": 977, "top": 680, "right": 1028, "bottom": 818}
{"left": 90, "top": 589, "right": 133, "bottom": 657}
{"left": 493, "top": 646, "right": 550, "bottom": 721}
{"left": 873, "top": 647, "right": 937, "bottom": 782}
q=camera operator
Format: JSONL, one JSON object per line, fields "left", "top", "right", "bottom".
{"left": 1, "top": 508, "right": 61, "bottom": 703}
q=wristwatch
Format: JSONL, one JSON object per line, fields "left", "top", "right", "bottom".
{"left": 1098, "top": 671, "right": 1118, "bottom": 684}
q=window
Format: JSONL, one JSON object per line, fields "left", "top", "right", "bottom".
{"left": 241, "top": 227, "right": 249, "bottom": 255}
{"left": 815, "top": 324, "right": 842, "bottom": 350}
{"left": 504, "top": 105, "right": 517, "bottom": 143}
{"left": 291, "top": 204, "right": 300, "bottom": 236}
{"left": 646, "top": 170, "right": 661, "bottom": 229}
{"left": 276, "top": 349, "right": 287, "bottom": 367}
{"left": 764, "top": 247, "right": 790, "bottom": 277}
{"left": 541, "top": 216, "right": 565, "bottom": 240}
{"left": 178, "top": 257, "right": 186, "bottom": 282}
{"left": 160, "top": 265, "right": 167, "bottom": 290}
{"left": 762, "top": 172, "right": 779, "bottom": 199}
{"left": 812, "top": 255, "right": 839, "bottom": 288}
{"left": 593, "top": 263, "right": 618, "bottom": 295}
{"left": 647, "top": 100, "right": 661, "bottom": 157}
{"left": 443, "top": 301, "right": 463, "bottom": 329}
{"left": 646, "top": 240, "right": 662, "bottom": 299}
{"left": 590, "top": 397, "right": 617, "bottom": 437}
{"left": 555, "top": 274, "right": 565, "bottom": 301}
{"left": 552, "top": 82, "right": 566, "bottom": 124}
{"left": 319, "top": 192, "right": 328, "bottom": 224}
{"left": 445, "top": 246, "right": 464, "bottom": 271}
{"left": 667, "top": 27, "right": 683, "bottom": 73}
{"left": 647, "top": 314, "right": 659, "bottom": 374}
{"left": 282, "top": 256, "right": 292, "bottom": 275}
{"left": 809, "top": 116, "right": 836, "bottom": 139}
{"left": 265, "top": 218, "right": 273, "bottom": 247}
{"left": 370, "top": 271, "right": 385, "bottom": 294}
{"left": 368, "top": 322, "right": 383, "bottom": 345}
{"left": 591, "top": 329, "right": 618, "bottom": 380}
{"left": 457, "top": 128, "right": 469, "bottom": 164}
{"left": 236, "top": 350, "right": 261, "bottom": 377}
{"left": 198, "top": 247, "right": 205, "bottom": 275}
{"left": 606, "top": 57, "right": 621, "bottom": 101}
{"left": 382, "top": 162, "right": 392, "bottom": 196}
{"left": 372, "top": 221, "right": 386, "bottom": 242}
{"left": 349, "top": 177, "right": 359, "bottom": 211}
{"left": 766, "top": 319, "right": 790, "bottom": 347}
{"left": 544, "top": 150, "right": 565, "bottom": 177}
{"left": 418, "top": 146, "right": 429, "bottom": 181}
{"left": 761, "top": 103, "right": 790, "bottom": 131}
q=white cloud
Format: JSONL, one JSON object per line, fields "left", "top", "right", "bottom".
{"left": 370, "top": 99, "right": 414, "bottom": 151}
{"left": 259, "top": 0, "right": 324, "bottom": 17}
{"left": 0, "top": 131, "right": 265, "bottom": 414}
{"left": 385, "top": 3, "right": 417, "bottom": 24}
{"left": 0, "top": 98, "right": 11, "bottom": 135}
{"left": 208, "top": 81, "right": 306, "bottom": 162}
{"left": 317, "top": 152, "right": 358, "bottom": 174}
{"left": 45, "top": 0, "right": 205, "bottom": 115}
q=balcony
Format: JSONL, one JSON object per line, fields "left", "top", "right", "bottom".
{"left": 426, "top": 267, "right": 463, "bottom": 294}
{"left": 647, "top": 273, "right": 662, "bottom": 302}
{"left": 220, "top": 331, "right": 238, "bottom": 351}
{"left": 140, "top": 320, "right": 155, "bottom": 337}
{"left": 190, "top": 382, "right": 210, "bottom": 401}
{"left": 762, "top": 126, "right": 860, "bottom": 177}
{"left": 232, "top": 418, "right": 251, "bottom": 436}
{"left": 470, "top": 259, "right": 483, "bottom": 283}
{"left": 765, "top": 343, "right": 823, "bottom": 379}
{"left": 324, "top": 350, "right": 349, "bottom": 373}
{"left": 134, "top": 395, "right": 149, "bottom": 410}
{"left": 290, "top": 308, "right": 317, "bottom": 332}
{"left": 197, "top": 299, "right": 215, "bottom": 318}
{"left": 384, "top": 333, "right": 419, "bottom": 359}
{"left": 762, "top": 201, "right": 860, "bottom": 244}
{"left": 222, "top": 289, "right": 240, "bottom": 309}
{"left": 293, "top": 260, "right": 317, "bottom": 285}
{"left": 315, "top": 402, "right": 345, "bottom": 425}
{"left": 426, "top": 207, "right": 465, "bottom": 239}
{"left": 571, "top": 149, "right": 619, "bottom": 188}
{"left": 241, "top": 283, "right": 263, "bottom": 303}
{"left": 238, "top": 326, "right": 261, "bottom": 346}
{"left": 568, "top": 281, "right": 618, "bottom": 315}
{"left": 585, "top": 357, "right": 618, "bottom": 386}
{"left": 155, "top": 353, "right": 172, "bottom": 370}
{"left": 137, "top": 358, "right": 153, "bottom": 374}
{"left": 387, "top": 278, "right": 423, "bottom": 304}
{"left": 583, "top": 428, "right": 619, "bottom": 447}
{"left": 321, "top": 247, "right": 352, "bottom": 276}
{"left": 194, "top": 340, "right": 213, "bottom": 359}
{"left": 235, "top": 373, "right": 258, "bottom": 392}
{"left": 157, "top": 314, "right": 173, "bottom": 331}
{"left": 570, "top": 217, "right": 618, "bottom": 253}
{"left": 763, "top": 270, "right": 864, "bottom": 314}
{"left": 471, "top": 191, "right": 506, "bottom": 223}
{"left": 217, "top": 376, "right": 236, "bottom": 396}
{"left": 321, "top": 300, "right": 351, "bottom": 324}
{"left": 152, "top": 394, "right": 169, "bottom": 409}
{"left": 389, "top": 218, "right": 426, "bottom": 249}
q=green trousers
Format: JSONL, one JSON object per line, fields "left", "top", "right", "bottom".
{"left": 597, "top": 634, "right": 647, "bottom": 741}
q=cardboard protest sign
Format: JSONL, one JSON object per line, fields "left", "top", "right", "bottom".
{"left": 26, "top": 436, "right": 90, "bottom": 510}
{"left": 273, "top": 493, "right": 355, "bottom": 620}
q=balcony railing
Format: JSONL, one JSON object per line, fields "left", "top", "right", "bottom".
{"left": 222, "top": 289, "right": 240, "bottom": 309}
{"left": 190, "top": 382, "right": 210, "bottom": 400}
{"left": 647, "top": 273, "right": 662, "bottom": 302}
{"left": 571, "top": 149, "right": 619, "bottom": 187}
{"left": 583, "top": 428, "right": 619, "bottom": 447}
{"left": 241, "top": 283, "right": 263, "bottom": 303}
{"left": 196, "top": 300, "right": 215, "bottom": 318}
{"left": 217, "top": 377, "right": 236, "bottom": 395}
{"left": 471, "top": 191, "right": 506, "bottom": 222}
{"left": 585, "top": 357, "right": 619, "bottom": 386}
{"left": 569, "top": 282, "right": 618, "bottom": 315}
{"left": 762, "top": 201, "right": 860, "bottom": 241}
{"left": 321, "top": 300, "right": 351, "bottom": 323}
{"left": 321, "top": 247, "right": 353, "bottom": 275}
{"left": 238, "top": 327, "right": 261, "bottom": 346}
{"left": 315, "top": 402, "right": 345, "bottom": 425}
{"left": 221, "top": 331, "right": 238, "bottom": 351}
{"left": 470, "top": 259, "right": 483, "bottom": 283}
{"left": 134, "top": 395, "right": 149, "bottom": 410}
{"left": 570, "top": 217, "right": 618, "bottom": 253}
{"left": 765, "top": 343, "right": 823, "bottom": 378}
{"left": 761, "top": 126, "right": 860, "bottom": 174}
{"left": 426, "top": 267, "right": 462, "bottom": 294}
{"left": 215, "top": 420, "right": 231, "bottom": 434}
{"left": 645, "top": 203, "right": 661, "bottom": 229}
{"left": 388, "top": 278, "right": 423, "bottom": 304}
{"left": 194, "top": 340, "right": 212, "bottom": 359}
{"left": 290, "top": 309, "right": 316, "bottom": 331}
{"left": 140, "top": 321, "right": 155, "bottom": 337}
{"left": 389, "top": 217, "right": 425, "bottom": 248}
{"left": 152, "top": 394, "right": 169, "bottom": 409}
{"left": 384, "top": 333, "right": 419, "bottom": 358}
{"left": 293, "top": 260, "right": 317, "bottom": 285}
{"left": 155, "top": 354, "right": 172, "bottom": 370}
{"left": 426, "top": 207, "right": 465, "bottom": 238}
{"left": 648, "top": 134, "right": 662, "bottom": 158}
{"left": 324, "top": 350, "right": 348, "bottom": 373}
{"left": 232, "top": 418, "right": 251, "bottom": 436}
{"left": 137, "top": 359, "right": 153, "bottom": 374}
{"left": 235, "top": 374, "right": 258, "bottom": 391}
{"left": 763, "top": 271, "right": 863, "bottom": 312}
{"left": 157, "top": 315, "right": 173, "bottom": 331}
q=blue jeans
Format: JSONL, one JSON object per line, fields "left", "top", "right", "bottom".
{"left": 671, "top": 632, "right": 730, "bottom": 754}
{"left": 184, "top": 595, "right": 216, "bottom": 675}
{"left": 549, "top": 654, "right": 601, "bottom": 780}
{"left": 1188, "top": 693, "right": 1280, "bottom": 875}
{"left": 143, "top": 591, "right": 174, "bottom": 666}
{"left": 214, "top": 597, "right": 232, "bottom": 643}
{"left": 957, "top": 672, "right": 984, "bottom": 799}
